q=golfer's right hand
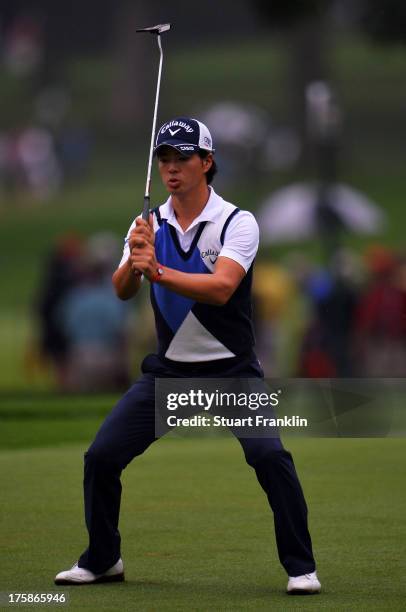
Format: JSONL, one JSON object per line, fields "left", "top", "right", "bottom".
{"left": 128, "top": 214, "right": 154, "bottom": 253}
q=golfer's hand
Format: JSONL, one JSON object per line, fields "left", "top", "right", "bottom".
{"left": 128, "top": 214, "right": 154, "bottom": 253}
{"left": 130, "top": 242, "right": 158, "bottom": 281}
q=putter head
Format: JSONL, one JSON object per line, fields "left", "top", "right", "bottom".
{"left": 136, "top": 23, "right": 171, "bottom": 35}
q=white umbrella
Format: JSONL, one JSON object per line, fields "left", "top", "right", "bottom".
{"left": 258, "top": 182, "right": 385, "bottom": 244}
{"left": 202, "top": 101, "right": 268, "bottom": 148}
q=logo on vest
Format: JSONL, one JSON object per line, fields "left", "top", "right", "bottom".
{"left": 201, "top": 249, "right": 219, "bottom": 265}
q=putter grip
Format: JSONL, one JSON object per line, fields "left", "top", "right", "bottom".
{"left": 142, "top": 195, "right": 150, "bottom": 221}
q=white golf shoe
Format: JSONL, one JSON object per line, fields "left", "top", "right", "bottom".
{"left": 54, "top": 558, "right": 124, "bottom": 585}
{"left": 286, "top": 571, "right": 321, "bottom": 594}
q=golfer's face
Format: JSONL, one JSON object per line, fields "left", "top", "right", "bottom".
{"left": 157, "top": 148, "right": 209, "bottom": 195}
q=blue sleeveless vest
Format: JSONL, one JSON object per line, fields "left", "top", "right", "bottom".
{"left": 150, "top": 202, "right": 255, "bottom": 365}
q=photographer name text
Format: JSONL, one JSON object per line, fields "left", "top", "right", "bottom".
{"left": 166, "top": 415, "right": 307, "bottom": 428}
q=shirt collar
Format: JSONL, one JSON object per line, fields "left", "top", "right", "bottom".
{"left": 159, "top": 186, "right": 223, "bottom": 234}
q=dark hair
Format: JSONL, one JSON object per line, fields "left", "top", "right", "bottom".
{"left": 198, "top": 150, "right": 217, "bottom": 184}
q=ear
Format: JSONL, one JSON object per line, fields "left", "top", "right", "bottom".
{"left": 202, "top": 153, "right": 213, "bottom": 173}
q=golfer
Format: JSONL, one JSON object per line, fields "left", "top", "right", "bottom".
{"left": 55, "top": 117, "right": 321, "bottom": 594}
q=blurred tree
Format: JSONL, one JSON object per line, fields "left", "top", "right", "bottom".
{"left": 253, "top": 0, "right": 333, "bottom": 166}
{"left": 360, "top": 0, "right": 406, "bottom": 44}
{"left": 253, "top": 0, "right": 325, "bottom": 25}
{"left": 110, "top": 2, "right": 153, "bottom": 127}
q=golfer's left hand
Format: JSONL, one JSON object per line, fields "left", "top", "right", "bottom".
{"left": 130, "top": 242, "right": 158, "bottom": 281}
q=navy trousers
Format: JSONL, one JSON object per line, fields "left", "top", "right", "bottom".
{"left": 78, "top": 366, "right": 316, "bottom": 577}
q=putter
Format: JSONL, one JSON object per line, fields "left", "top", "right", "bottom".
{"left": 136, "top": 23, "right": 171, "bottom": 220}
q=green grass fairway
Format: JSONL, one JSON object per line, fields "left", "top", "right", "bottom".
{"left": 1, "top": 435, "right": 405, "bottom": 611}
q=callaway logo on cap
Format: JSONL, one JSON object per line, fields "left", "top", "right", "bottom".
{"left": 154, "top": 117, "right": 215, "bottom": 156}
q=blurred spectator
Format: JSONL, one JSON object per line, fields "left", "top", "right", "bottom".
{"left": 35, "top": 233, "right": 84, "bottom": 388}
{"left": 3, "top": 14, "right": 43, "bottom": 76}
{"left": 201, "top": 102, "right": 300, "bottom": 184}
{"left": 253, "top": 260, "right": 301, "bottom": 376}
{"left": 201, "top": 101, "right": 269, "bottom": 184}
{"left": 262, "top": 126, "right": 301, "bottom": 172}
{"left": 35, "top": 87, "right": 71, "bottom": 130}
{"left": 249, "top": 244, "right": 406, "bottom": 378}
{"left": 34, "top": 87, "right": 93, "bottom": 180}
{"left": 57, "top": 233, "right": 132, "bottom": 392}
{"left": 57, "top": 123, "right": 92, "bottom": 179}
{"left": 353, "top": 246, "right": 406, "bottom": 377}
{"left": 17, "top": 126, "right": 62, "bottom": 199}
{"left": 0, "top": 123, "right": 91, "bottom": 200}
{"left": 298, "top": 249, "right": 361, "bottom": 377}
{"left": 0, "top": 131, "right": 23, "bottom": 196}
{"left": 0, "top": 133, "right": 10, "bottom": 195}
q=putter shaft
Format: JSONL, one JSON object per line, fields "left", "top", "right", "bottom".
{"left": 136, "top": 23, "right": 171, "bottom": 220}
